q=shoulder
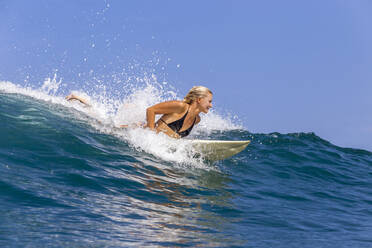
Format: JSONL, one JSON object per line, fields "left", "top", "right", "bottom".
{"left": 148, "top": 100, "right": 188, "bottom": 114}
{"left": 164, "top": 100, "right": 187, "bottom": 107}
{"left": 163, "top": 100, "right": 189, "bottom": 111}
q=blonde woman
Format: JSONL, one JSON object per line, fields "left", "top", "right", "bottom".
{"left": 146, "top": 86, "right": 213, "bottom": 138}
{"left": 66, "top": 86, "right": 213, "bottom": 139}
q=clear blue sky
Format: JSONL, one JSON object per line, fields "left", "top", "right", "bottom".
{"left": 1, "top": 1, "right": 372, "bottom": 150}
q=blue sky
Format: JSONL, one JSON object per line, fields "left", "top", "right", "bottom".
{"left": 1, "top": 1, "right": 372, "bottom": 150}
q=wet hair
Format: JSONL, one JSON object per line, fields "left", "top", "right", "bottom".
{"left": 183, "top": 86, "right": 212, "bottom": 104}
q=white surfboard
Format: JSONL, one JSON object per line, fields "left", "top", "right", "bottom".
{"left": 191, "top": 140, "right": 250, "bottom": 161}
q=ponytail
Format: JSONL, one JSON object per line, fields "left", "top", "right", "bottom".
{"left": 184, "top": 86, "right": 212, "bottom": 104}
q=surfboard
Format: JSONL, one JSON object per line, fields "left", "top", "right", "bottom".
{"left": 191, "top": 140, "right": 250, "bottom": 161}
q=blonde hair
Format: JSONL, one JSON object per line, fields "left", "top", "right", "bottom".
{"left": 183, "top": 86, "right": 212, "bottom": 104}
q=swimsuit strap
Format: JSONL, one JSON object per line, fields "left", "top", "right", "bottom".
{"left": 160, "top": 105, "right": 196, "bottom": 137}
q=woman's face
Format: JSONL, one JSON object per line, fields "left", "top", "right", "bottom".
{"left": 198, "top": 93, "right": 213, "bottom": 113}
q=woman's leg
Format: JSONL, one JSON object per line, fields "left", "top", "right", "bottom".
{"left": 65, "top": 93, "right": 91, "bottom": 107}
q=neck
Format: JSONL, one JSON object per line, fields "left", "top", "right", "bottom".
{"left": 189, "top": 101, "right": 201, "bottom": 115}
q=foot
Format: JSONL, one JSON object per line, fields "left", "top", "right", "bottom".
{"left": 65, "top": 94, "right": 75, "bottom": 101}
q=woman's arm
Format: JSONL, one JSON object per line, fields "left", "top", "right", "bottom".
{"left": 146, "top": 101, "right": 186, "bottom": 130}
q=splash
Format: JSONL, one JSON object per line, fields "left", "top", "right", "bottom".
{"left": 41, "top": 74, "right": 61, "bottom": 95}
{"left": 118, "top": 127, "right": 205, "bottom": 165}
{"left": 113, "top": 82, "right": 177, "bottom": 127}
{"left": 0, "top": 79, "right": 64, "bottom": 105}
{"left": 192, "top": 110, "right": 242, "bottom": 137}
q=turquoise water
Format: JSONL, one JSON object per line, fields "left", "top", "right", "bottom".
{"left": 1, "top": 89, "right": 372, "bottom": 247}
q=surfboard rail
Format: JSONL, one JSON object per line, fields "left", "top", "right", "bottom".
{"left": 190, "top": 140, "right": 250, "bottom": 161}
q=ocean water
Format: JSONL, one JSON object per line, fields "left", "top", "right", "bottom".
{"left": 1, "top": 81, "right": 372, "bottom": 248}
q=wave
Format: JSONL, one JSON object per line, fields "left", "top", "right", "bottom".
{"left": 0, "top": 79, "right": 243, "bottom": 166}
{"left": 1, "top": 79, "right": 372, "bottom": 247}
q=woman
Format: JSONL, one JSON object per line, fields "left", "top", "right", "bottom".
{"left": 66, "top": 86, "right": 213, "bottom": 139}
{"left": 146, "top": 86, "right": 213, "bottom": 138}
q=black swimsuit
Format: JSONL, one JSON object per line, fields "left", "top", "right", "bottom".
{"left": 160, "top": 108, "right": 196, "bottom": 138}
